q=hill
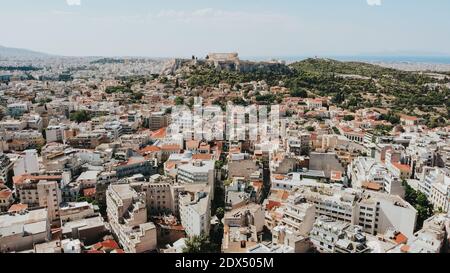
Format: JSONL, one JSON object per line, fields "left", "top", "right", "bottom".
{"left": 0, "top": 45, "right": 52, "bottom": 58}
{"left": 178, "top": 57, "right": 450, "bottom": 126}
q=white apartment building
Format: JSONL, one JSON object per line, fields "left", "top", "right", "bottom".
{"left": 0, "top": 119, "right": 27, "bottom": 131}
{"left": 106, "top": 184, "right": 157, "bottom": 253}
{"left": 271, "top": 173, "right": 322, "bottom": 191}
{"left": 428, "top": 169, "right": 450, "bottom": 212}
{"left": 179, "top": 190, "right": 211, "bottom": 237}
{"left": 280, "top": 198, "right": 316, "bottom": 236}
{"left": 289, "top": 184, "right": 418, "bottom": 238}
{"left": 349, "top": 157, "right": 387, "bottom": 189}
{"left": 60, "top": 202, "right": 96, "bottom": 224}
{"left": 418, "top": 167, "right": 438, "bottom": 197}
{"left": 270, "top": 225, "right": 311, "bottom": 253}
{"left": 224, "top": 203, "right": 266, "bottom": 233}
{"left": 46, "top": 125, "right": 66, "bottom": 143}
{"left": 177, "top": 160, "right": 215, "bottom": 186}
{"left": 76, "top": 171, "right": 99, "bottom": 189}
{"left": 310, "top": 216, "right": 371, "bottom": 253}
{"left": 0, "top": 208, "right": 50, "bottom": 253}
{"left": 389, "top": 214, "right": 450, "bottom": 253}
{"left": 349, "top": 157, "right": 404, "bottom": 197}
{"left": 13, "top": 149, "right": 39, "bottom": 176}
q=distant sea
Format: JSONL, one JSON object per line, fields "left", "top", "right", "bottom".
{"left": 245, "top": 55, "right": 450, "bottom": 65}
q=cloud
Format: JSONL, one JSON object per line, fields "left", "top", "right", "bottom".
{"left": 66, "top": 0, "right": 81, "bottom": 6}
{"left": 367, "top": 0, "right": 382, "bottom": 6}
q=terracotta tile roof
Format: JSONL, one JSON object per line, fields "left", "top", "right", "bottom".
{"left": 274, "top": 174, "right": 286, "bottom": 180}
{"left": 83, "top": 188, "right": 96, "bottom": 197}
{"left": 192, "top": 154, "right": 213, "bottom": 160}
{"left": 392, "top": 163, "right": 411, "bottom": 172}
{"left": 140, "top": 145, "right": 161, "bottom": 154}
{"left": 13, "top": 174, "right": 62, "bottom": 185}
{"left": 400, "top": 245, "right": 410, "bottom": 253}
{"left": 400, "top": 115, "right": 418, "bottom": 121}
{"left": 93, "top": 239, "right": 120, "bottom": 251}
{"left": 275, "top": 190, "right": 289, "bottom": 201}
{"left": 266, "top": 200, "right": 281, "bottom": 211}
{"left": 151, "top": 127, "right": 167, "bottom": 139}
{"left": 0, "top": 189, "right": 12, "bottom": 199}
{"left": 362, "top": 182, "right": 383, "bottom": 191}
{"left": 8, "top": 203, "right": 28, "bottom": 213}
{"left": 394, "top": 233, "right": 408, "bottom": 245}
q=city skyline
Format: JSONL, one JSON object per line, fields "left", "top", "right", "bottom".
{"left": 1, "top": 0, "right": 450, "bottom": 58}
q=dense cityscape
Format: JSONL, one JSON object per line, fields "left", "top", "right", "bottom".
{"left": 0, "top": 50, "right": 449, "bottom": 254}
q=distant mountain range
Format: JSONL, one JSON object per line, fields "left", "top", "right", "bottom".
{"left": 0, "top": 45, "right": 53, "bottom": 58}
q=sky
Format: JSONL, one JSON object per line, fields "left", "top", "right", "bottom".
{"left": 1, "top": 0, "right": 450, "bottom": 58}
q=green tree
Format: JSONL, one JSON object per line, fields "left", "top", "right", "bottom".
{"left": 182, "top": 235, "right": 216, "bottom": 253}
{"left": 175, "top": 96, "right": 184, "bottom": 105}
{"left": 343, "top": 115, "right": 355, "bottom": 121}
{"left": 403, "top": 181, "right": 434, "bottom": 230}
{"left": 216, "top": 207, "right": 225, "bottom": 221}
{"left": 187, "top": 97, "right": 195, "bottom": 109}
{"left": 70, "top": 110, "right": 91, "bottom": 123}
{"left": 290, "top": 88, "right": 308, "bottom": 98}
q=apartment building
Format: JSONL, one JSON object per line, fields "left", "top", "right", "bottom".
{"left": 67, "top": 133, "right": 105, "bottom": 149}
{"left": 177, "top": 160, "right": 215, "bottom": 186}
{"left": 349, "top": 157, "right": 404, "bottom": 197}
{"left": 224, "top": 203, "right": 265, "bottom": 233}
{"left": 429, "top": 169, "right": 450, "bottom": 212}
{"left": 0, "top": 208, "right": 50, "bottom": 253}
{"left": 287, "top": 134, "right": 311, "bottom": 156}
{"left": 280, "top": 200, "right": 316, "bottom": 236}
{"left": 179, "top": 189, "right": 211, "bottom": 237}
{"left": 114, "top": 157, "right": 157, "bottom": 179}
{"left": 60, "top": 202, "right": 96, "bottom": 224}
{"left": 106, "top": 184, "right": 157, "bottom": 253}
{"left": 46, "top": 125, "right": 66, "bottom": 143}
{"left": 287, "top": 184, "right": 417, "bottom": 238}
{"left": 12, "top": 149, "right": 39, "bottom": 176}
{"left": 389, "top": 214, "right": 450, "bottom": 253}
{"left": 132, "top": 174, "right": 184, "bottom": 216}
{"left": 0, "top": 153, "right": 13, "bottom": 185}
{"left": 310, "top": 216, "right": 372, "bottom": 253}
{"left": 147, "top": 111, "right": 168, "bottom": 131}
{"left": 14, "top": 177, "right": 62, "bottom": 223}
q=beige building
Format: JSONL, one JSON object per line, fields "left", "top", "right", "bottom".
{"left": 14, "top": 177, "right": 62, "bottom": 223}
{"left": 132, "top": 174, "right": 184, "bottom": 216}
{"left": 0, "top": 208, "right": 50, "bottom": 253}
{"left": 60, "top": 202, "right": 96, "bottom": 224}
{"left": 106, "top": 183, "right": 157, "bottom": 253}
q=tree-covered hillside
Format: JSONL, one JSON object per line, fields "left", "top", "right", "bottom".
{"left": 179, "top": 58, "right": 450, "bottom": 126}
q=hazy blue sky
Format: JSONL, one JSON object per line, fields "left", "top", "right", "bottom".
{"left": 1, "top": 0, "right": 450, "bottom": 57}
